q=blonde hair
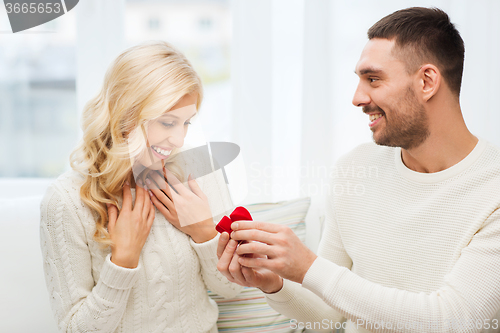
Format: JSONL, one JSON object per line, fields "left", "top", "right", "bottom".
{"left": 70, "top": 40, "right": 203, "bottom": 248}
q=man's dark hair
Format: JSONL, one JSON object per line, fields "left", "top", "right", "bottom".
{"left": 368, "top": 7, "right": 465, "bottom": 96}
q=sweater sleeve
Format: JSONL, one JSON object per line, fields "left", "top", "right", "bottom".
{"left": 301, "top": 208, "right": 500, "bottom": 333}
{"left": 39, "top": 185, "right": 141, "bottom": 333}
{"left": 264, "top": 183, "right": 352, "bottom": 331}
{"left": 189, "top": 167, "right": 243, "bottom": 299}
{"left": 190, "top": 233, "right": 243, "bottom": 299}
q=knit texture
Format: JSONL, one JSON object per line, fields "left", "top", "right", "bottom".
{"left": 39, "top": 160, "right": 243, "bottom": 333}
{"left": 265, "top": 138, "right": 500, "bottom": 333}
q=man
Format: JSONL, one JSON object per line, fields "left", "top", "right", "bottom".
{"left": 216, "top": 7, "right": 500, "bottom": 333}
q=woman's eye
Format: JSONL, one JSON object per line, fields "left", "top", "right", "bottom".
{"left": 160, "top": 121, "right": 191, "bottom": 127}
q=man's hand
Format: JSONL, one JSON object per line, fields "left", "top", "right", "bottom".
{"left": 230, "top": 221, "right": 318, "bottom": 284}
{"left": 216, "top": 232, "right": 284, "bottom": 294}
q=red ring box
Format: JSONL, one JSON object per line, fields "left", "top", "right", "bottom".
{"left": 216, "top": 206, "right": 252, "bottom": 234}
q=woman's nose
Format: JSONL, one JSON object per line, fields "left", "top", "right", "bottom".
{"left": 166, "top": 126, "right": 186, "bottom": 148}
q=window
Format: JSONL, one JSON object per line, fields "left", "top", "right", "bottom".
{"left": 0, "top": 11, "right": 77, "bottom": 177}
{"left": 0, "top": 0, "right": 232, "bottom": 178}
{"left": 148, "top": 17, "right": 160, "bottom": 31}
{"left": 199, "top": 17, "right": 213, "bottom": 31}
{"left": 126, "top": 0, "right": 232, "bottom": 142}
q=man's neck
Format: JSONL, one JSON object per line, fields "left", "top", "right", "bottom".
{"left": 400, "top": 113, "right": 478, "bottom": 173}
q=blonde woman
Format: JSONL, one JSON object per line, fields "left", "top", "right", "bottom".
{"left": 40, "top": 41, "right": 242, "bottom": 333}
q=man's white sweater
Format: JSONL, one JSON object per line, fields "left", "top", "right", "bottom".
{"left": 266, "top": 138, "right": 500, "bottom": 333}
{"left": 40, "top": 167, "right": 242, "bottom": 333}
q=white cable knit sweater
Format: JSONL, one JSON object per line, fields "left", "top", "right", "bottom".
{"left": 39, "top": 165, "right": 242, "bottom": 333}
{"left": 265, "top": 138, "right": 500, "bottom": 333}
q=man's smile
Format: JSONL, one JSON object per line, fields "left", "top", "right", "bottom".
{"left": 368, "top": 113, "right": 384, "bottom": 127}
{"left": 364, "top": 109, "right": 385, "bottom": 128}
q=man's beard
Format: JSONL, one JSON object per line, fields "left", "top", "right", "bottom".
{"left": 364, "top": 87, "right": 430, "bottom": 150}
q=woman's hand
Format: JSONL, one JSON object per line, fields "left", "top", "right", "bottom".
{"left": 106, "top": 180, "right": 155, "bottom": 268}
{"left": 144, "top": 169, "right": 180, "bottom": 225}
{"left": 147, "top": 167, "right": 217, "bottom": 243}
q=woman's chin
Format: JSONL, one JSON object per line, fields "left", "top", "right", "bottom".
{"left": 147, "top": 160, "right": 164, "bottom": 170}
{"left": 135, "top": 157, "right": 164, "bottom": 171}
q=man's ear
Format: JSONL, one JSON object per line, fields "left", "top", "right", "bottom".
{"left": 419, "top": 64, "right": 440, "bottom": 102}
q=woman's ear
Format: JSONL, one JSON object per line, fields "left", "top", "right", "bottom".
{"left": 419, "top": 64, "right": 441, "bottom": 102}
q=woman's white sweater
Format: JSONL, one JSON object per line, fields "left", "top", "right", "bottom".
{"left": 40, "top": 166, "right": 242, "bottom": 333}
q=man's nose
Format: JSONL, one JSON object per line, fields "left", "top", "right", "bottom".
{"left": 352, "top": 83, "right": 371, "bottom": 107}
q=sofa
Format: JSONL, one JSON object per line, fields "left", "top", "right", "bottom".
{"left": 0, "top": 178, "right": 331, "bottom": 333}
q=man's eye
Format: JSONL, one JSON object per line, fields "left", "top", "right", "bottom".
{"left": 369, "top": 78, "right": 378, "bottom": 83}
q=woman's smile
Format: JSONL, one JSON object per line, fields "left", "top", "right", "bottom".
{"left": 151, "top": 145, "right": 172, "bottom": 159}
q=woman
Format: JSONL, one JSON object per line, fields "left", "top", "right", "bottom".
{"left": 40, "top": 41, "right": 242, "bottom": 333}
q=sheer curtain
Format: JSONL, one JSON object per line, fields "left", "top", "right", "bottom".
{"left": 10, "top": 0, "right": 492, "bottom": 198}
{"left": 75, "top": 0, "right": 125, "bottom": 116}
{"left": 73, "top": 0, "right": 500, "bottom": 206}
{"left": 230, "top": 0, "right": 500, "bottom": 206}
